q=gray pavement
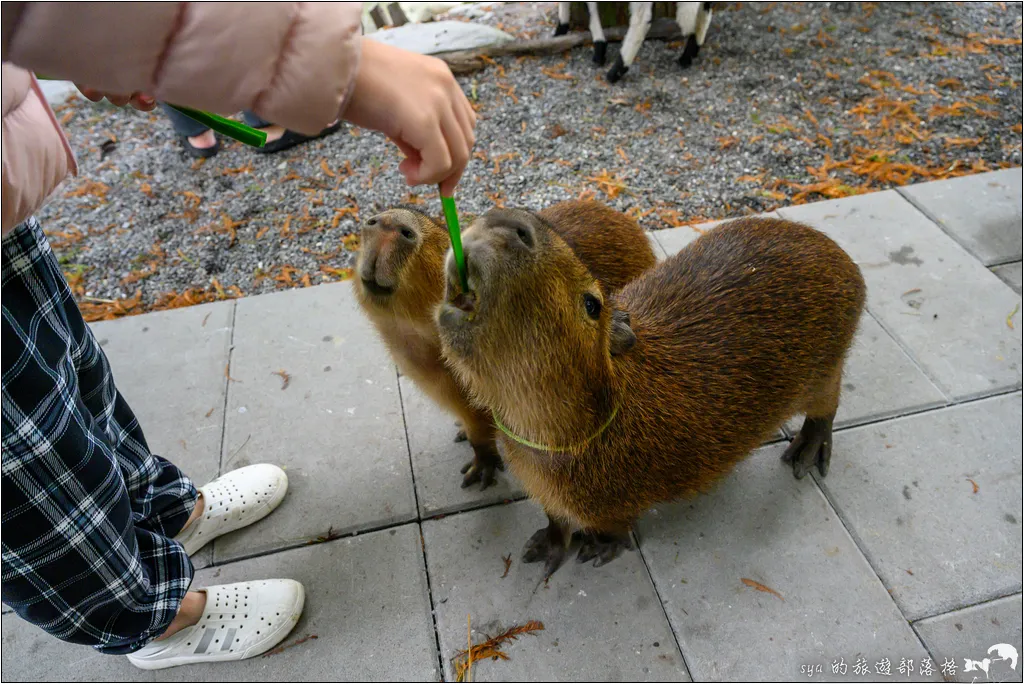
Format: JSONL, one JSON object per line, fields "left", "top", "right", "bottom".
{"left": 2, "top": 170, "right": 1021, "bottom": 682}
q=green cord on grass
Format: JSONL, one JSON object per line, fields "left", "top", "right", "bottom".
{"left": 440, "top": 193, "right": 470, "bottom": 292}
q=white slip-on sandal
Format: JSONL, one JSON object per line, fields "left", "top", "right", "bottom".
{"left": 127, "top": 579, "right": 305, "bottom": 670}
{"left": 174, "top": 464, "right": 288, "bottom": 556}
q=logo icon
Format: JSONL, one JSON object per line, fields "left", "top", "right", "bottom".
{"left": 964, "top": 644, "right": 1019, "bottom": 681}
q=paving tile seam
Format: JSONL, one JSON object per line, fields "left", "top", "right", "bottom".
{"left": 215, "top": 300, "right": 238, "bottom": 478}
{"left": 416, "top": 522, "right": 447, "bottom": 682}
{"left": 989, "top": 257, "right": 1024, "bottom": 269}
{"left": 395, "top": 365, "right": 446, "bottom": 681}
{"left": 829, "top": 385, "right": 1022, "bottom": 434}
{"left": 910, "top": 590, "right": 1024, "bottom": 626}
{"left": 395, "top": 364, "right": 427, "bottom": 520}
{"left": 861, "top": 306, "right": 953, "bottom": 402}
{"left": 631, "top": 530, "right": 697, "bottom": 682}
{"left": 209, "top": 513, "right": 419, "bottom": 569}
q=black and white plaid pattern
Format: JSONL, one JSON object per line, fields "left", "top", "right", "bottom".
{"left": 2, "top": 218, "right": 197, "bottom": 655}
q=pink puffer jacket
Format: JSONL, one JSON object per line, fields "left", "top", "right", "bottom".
{"left": 1, "top": 2, "right": 363, "bottom": 235}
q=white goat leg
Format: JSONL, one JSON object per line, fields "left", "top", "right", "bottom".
{"left": 586, "top": 2, "right": 609, "bottom": 64}
{"left": 554, "top": 1, "right": 571, "bottom": 35}
{"left": 608, "top": 1, "right": 653, "bottom": 82}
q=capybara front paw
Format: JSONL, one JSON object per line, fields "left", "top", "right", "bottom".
{"left": 459, "top": 448, "right": 504, "bottom": 490}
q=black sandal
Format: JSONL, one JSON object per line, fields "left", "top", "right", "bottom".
{"left": 179, "top": 134, "right": 221, "bottom": 158}
{"left": 253, "top": 121, "right": 342, "bottom": 154}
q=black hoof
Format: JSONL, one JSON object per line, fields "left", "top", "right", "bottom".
{"left": 553, "top": 23, "right": 569, "bottom": 37}
{"left": 781, "top": 416, "right": 834, "bottom": 479}
{"left": 522, "top": 526, "right": 567, "bottom": 579}
{"left": 677, "top": 35, "right": 700, "bottom": 69}
{"left": 592, "top": 40, "right": 608, "bottom": 66}
{"left": 607, "top": 55, "right": 628, "bottom": 83}
{"left": 576, "top": 531, "right": 633, "bottom": 567}
{"left": 460, "top": 445, "right": 504, "bottom": 490}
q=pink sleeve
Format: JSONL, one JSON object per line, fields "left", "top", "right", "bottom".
{"left": 3, "top": 2, "right": 364, "bottom": 135}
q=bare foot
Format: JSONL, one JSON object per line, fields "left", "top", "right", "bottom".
{"left": 260, "top": 125, "right": 287, "bottom": 143}
{"left": 182, "top": 493, "right": 205, "bottom": 530}
{"left": 155, "top": 590, "right": 207, "bottom": 641}
{"left": 186, "top": 130, "right": 217, "bottom": 149}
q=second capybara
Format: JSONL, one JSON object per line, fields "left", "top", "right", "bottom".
{"left": 436, "top": 210, "right": 866, "bottom": 577}
{"left": 353, "top": 200, "right": 657, "bottom": 489}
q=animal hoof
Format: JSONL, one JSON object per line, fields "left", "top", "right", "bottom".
{"left": 677, "top": 35, "right": 700, "bottom": 69}
{"left": 606, "top": 56, "right": 628, "bottom": 83}
{"left": 522, "top": 527, "right": 567, "bottom": 578}
{"left": 553, "top": 23, "right": 569, "bottom": 37}
{"left": 454, "top": 428, "right": 468, "bottom": 443}
{"left": 592, "top": 40, "right": 608, "bottom": 66}
{"left": 576, "top": 532, "right": 633, "bottom": 567}
{"left": 781, "top": 416, "right": 833, "bottom": 479}
{"left": 460, "top": 453, "right": 505, "bottom": 490}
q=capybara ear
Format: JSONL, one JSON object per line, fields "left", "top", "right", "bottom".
{"left": 609, "top": 309, "right": 636, "bottom": 356}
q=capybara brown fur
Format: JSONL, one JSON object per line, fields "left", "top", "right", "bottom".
{"left": 436, "top": 210, "right": 866, "bottom": 576}
{"left": 353, "top": 200, "right": 657, "bottom": 489}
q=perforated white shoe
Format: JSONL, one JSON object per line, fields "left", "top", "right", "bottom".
{"left": 174, "top": 464, "right": 288, "bottom": 556}
{"left": 127, "top": 579, "right": 305, "bottom": 670}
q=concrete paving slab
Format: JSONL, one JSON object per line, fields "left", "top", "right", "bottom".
{"left": 92, "top": 300, "right": 234, "bottom": 570}
{"left": 787, "top": 312, "right": 946, "bottom": 433}
{"left": 215, "top": 283, "right": 415, "bottom": 562}
{"left": 898, "top": 168, "right": 1023, "bottom": 266}
{"left": 816, "top": 393, "right": 1023, "bottom": 621}
{"left": 779, "top": 190, "right": 1023, "bottom": 400}
{"left": 401, "top": 377, "right": 525, "bottom": 517}
{"left": 993, "top": 262, "right": 1023, "bottom": 294}
{"left": 0, "top": 524, "right": 438, "bottom": 682}
{"left": 423, "top": 501, "right": 689, "bottom": 682}
{"left": 651, "top": 220, "right": 722, "bottom": 256}
{"left": 914, "top": 594, "right": 1023, "bottom": 684}
{"left": 636, "top": 444, "right": 935, "bottom": 682}
{"left": 646, "top": 231, "right": 668, "bottom": 260}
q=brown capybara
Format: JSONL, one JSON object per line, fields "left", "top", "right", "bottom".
{"left": 353, "top": 200, "right": 657, "bottom": 490}
{"left": 436, "top": 210, "right": 866, "bottom": 577}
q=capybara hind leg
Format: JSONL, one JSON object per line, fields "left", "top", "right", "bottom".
{"left": 459, "top": 413, "right": 504, "bottom": 490}
{"left": 783, "top": 367, "right": 841, "bottom": 479}
{"left": 523, "top": 513, "right": 571, "bottom": 579}
{"left": 576, "top": 526, "right": 634, "bottom": 567}
{"left": 782, "top": 415, "right": 835, "bottom": 479}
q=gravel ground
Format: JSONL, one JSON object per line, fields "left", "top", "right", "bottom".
{"left": 38, "top": 1, "right": 1023, "bottom": 321}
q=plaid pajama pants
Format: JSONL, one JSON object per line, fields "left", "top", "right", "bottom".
{"left": 2, "top": 218, "right": 197, "bottom": 655}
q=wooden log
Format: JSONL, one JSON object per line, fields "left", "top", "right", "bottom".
{"left": 437, "top": 18, "right": 682, "bottom": 75}
{"left": 568, "top": 2, "right": 681, "bottom": 29}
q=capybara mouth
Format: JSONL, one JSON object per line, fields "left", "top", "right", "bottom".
{"left": 452, "top": 291, "right": 477, "bottom": 314}
{"left": 360, "top": 278, "right": 394, "bottom": 297}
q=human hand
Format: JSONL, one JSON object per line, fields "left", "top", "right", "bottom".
{"left": 76, "top": 86, "right": 156, "bottom": 112}
{"left": 341, "top": 40, "right": 476, "bottom": 196}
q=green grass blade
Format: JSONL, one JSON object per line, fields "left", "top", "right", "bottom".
{"left": 166, "top": 105, "right": 267, "bottom": 147}
{"left": 440, "top": 193, "right": 470, "bottom": 292}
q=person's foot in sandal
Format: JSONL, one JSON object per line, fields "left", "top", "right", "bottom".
{"left": 127, "top": 580, "right": 305, "bottom": 670}
{"left": 253, "top": 120, "right": 342, "bottom": 154}
{"left": 180, "top": 129, "right": 220, "bottom": 158}
{"left": 174, "top": 463, "right": 289, "bottom": 556}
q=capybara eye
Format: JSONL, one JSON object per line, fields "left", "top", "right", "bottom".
{"left": 516, "top": 227, "right": 532, "bottom": 247}
{"left": 583, "top": 293, "right": 602, "bottom": 320}
{"left": 366, "top": 217, "right": 378, "bottom": 227}
{"left": 400, "top": 228, "right": 415, "bottom": 240}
